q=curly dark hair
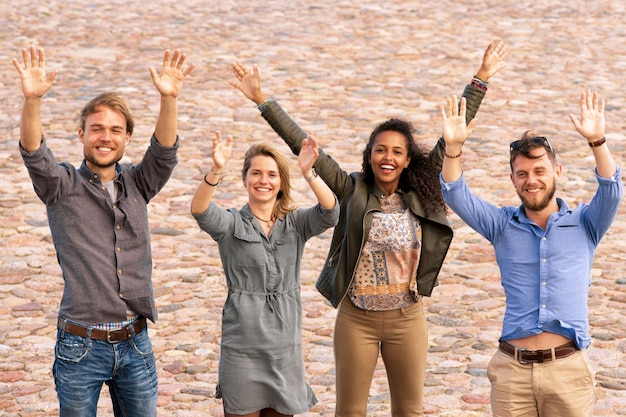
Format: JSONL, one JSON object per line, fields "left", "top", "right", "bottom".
{"left": 361, "top": 118, "right": 446, "bottom": 216}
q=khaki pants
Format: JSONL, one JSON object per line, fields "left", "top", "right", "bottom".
{"left": 487, "top": 348, "right": 596, "bottom": 417}
{"left": 333, "top": 297, "right": 428, "bottom": 417}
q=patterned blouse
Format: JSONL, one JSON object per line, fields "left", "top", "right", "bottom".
{"left": 349, "top": 191, "right": 422, "bottom": 311}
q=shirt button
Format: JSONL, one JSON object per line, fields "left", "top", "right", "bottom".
{"left": 116, "top": 247, "right": 121, "bottom": 252}
{"left": 542, "top": 258, "right": 547, "bottom": 263}
{"left": 542, "top": 281, "right": 547, "bottom": 286}
{"left": 118, "top": 269, "right": 123, "bottom": 274}
{"left": 119, "top": 293, "right": 124, "bottom": 298}
{"left": 116, "top": 225, "right": 121, "bottom": 230}
{"left": 542, "top": 237, "right": 547, "bottom": 241}
{"left": 541, "top": 304, "right": 546, "bottom": 308}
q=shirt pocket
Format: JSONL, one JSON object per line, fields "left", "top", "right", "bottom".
{"left": 231, "top": 229, "right": 266, "bottom": 269}
{"left": 273, "top": 231, "right": 299, "bottom": 270}
{"left": 118, "top": 196, "right": 148, "bottom": 233}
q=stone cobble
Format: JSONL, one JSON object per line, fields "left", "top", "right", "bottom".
{"left": 1, "top": 0, "right": 626, "bottom": 415}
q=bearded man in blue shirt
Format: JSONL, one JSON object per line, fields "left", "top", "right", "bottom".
{"left": 438, "top": 90, "right": 622, "bottom": 417}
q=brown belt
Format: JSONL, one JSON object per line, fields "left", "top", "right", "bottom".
{"left": 499, "top": 340, "right": 578, "bottom": 364}
{"left": 57, "top": 317, "right": 146, "bottom": 343}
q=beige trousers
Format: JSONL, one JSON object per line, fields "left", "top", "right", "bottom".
{"left": 333, "top": 297, "right": 428, "bottom": 417}
{"left": 487, "top": 348, "right": 596, "bottom": 417}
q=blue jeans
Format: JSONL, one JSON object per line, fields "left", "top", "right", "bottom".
{"left": 53, "top": 325, "right": 158, "bottom": 417}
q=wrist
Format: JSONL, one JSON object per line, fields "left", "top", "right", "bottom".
{"left": 444, "top": 150, "right": 463, "bottom": 159}
{"left": 24, "top": 96, "right": 44, "bottom": 104}
{"left": 257, "top": 97, "right": 273, "bottom": 112}
{"left": 444, "top": 145, "right": 463, "bottom": 159}
{"left": 474, "top": 70, "right": 490, "bottom": 83}
{"left": 588, "top": 136, "right": 606, "bottom": 148}
{"left": 203, "top": 173, "right": 219, "bottom": 187}
{"left": 254, "top": 94, "right": 269, "bottom": 106}
{"left": 303, "top": 168, "right": 318, "bottom": 183}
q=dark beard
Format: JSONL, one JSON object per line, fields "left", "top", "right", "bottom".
{"left": 517, "top": 179, "right": 556, "bottom": 212}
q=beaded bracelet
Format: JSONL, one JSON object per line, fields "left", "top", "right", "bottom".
{"left": 470, "top": 80, "right": 488, "bottom": 91}
{"left": 444, "top": 150, "right": 463, "bottom": 159}
{"left": 471, "top": 75, "right": 489, "bottom": 91}
{"left": 257, "top": 98, "right": 273, "bottom": 112}
{"left": 588, "top": 137, "right": 606, "bottom": 148}
{"left": 472, "top": 75, "right": 489, "bottom": 85}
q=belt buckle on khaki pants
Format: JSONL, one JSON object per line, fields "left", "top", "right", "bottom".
{"left": 514, "top": 347, "right": 530, "bottom": 365}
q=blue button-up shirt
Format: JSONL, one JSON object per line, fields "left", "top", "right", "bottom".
{"left": 441, "top": 168, "right": 622, "bottom": 349}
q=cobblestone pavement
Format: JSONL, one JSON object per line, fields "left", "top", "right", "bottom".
{"left": 1, "top": 0, "right": 626, "bottom": 415}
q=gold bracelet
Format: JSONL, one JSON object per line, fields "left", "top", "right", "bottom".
{"left": 203, "top": 173, "right": 219, "bottom": 186}
{"left": 444, "top": 150, "right": 463, "bottom": 158}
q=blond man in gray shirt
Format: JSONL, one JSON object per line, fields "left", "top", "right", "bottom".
{"left": 14, "top": 46, "right": 194, "bottom": 417}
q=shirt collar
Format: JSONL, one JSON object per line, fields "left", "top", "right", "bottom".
{"left": 372, "top": 184, "right": 405, "bottom": 199}
{"left": 78, "top": 160, "right": 121, "bottom": 183}
{"left": 241, "top": 204, "right": 254, "bottom": 221}
{"left": 513, "top": 198, "right": 571, "bottom": 223}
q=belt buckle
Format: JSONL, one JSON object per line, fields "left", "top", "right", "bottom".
{"left": 514, "top": 347, "right": 529, "bottom": 365}
{"left": 107, "top": 330, "right": 119, "bottom": 343}
{"left": 106, "top": 328, "right": 123, "bottom": 343}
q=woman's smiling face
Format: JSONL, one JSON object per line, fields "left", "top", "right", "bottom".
{"left": 369, "top": 130, "right": 410, "bottom": 193}
{"left": 243, "top": 155, "right": 282, "bottom": 204}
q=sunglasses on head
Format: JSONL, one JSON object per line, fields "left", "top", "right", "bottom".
{"left": 509, "top": 136, "right": 554, "bottom": 154}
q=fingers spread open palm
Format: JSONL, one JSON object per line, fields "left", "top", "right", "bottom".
{"left": 150, "top": 49, "right": 195, "bottom": 98}
{"left": 569, "top": 90, "right": 605, "bottom": 141}
{"left": 441, "top": 96, "right": 475, "bottom": 146}
{"left": 12, "top": 46, "right": 57, "bottom": 99}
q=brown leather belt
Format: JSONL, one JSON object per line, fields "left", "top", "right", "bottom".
{"left": 499, "top": 340, "right": 578, "bottom": 364}
{"left": 57, "top": 317, "right": 146, "bottom": 343}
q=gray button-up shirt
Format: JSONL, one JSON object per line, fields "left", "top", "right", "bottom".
{"left": 20, "top": 135, "right": 178, "bottom": 324}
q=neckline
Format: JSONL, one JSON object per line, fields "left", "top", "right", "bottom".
{"left": 252, "top": 213, "right": 273, "bottom": 223}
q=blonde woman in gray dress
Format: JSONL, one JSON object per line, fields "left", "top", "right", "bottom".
{"left": 191, "top": 132, "right": 339, "bottom": 417}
